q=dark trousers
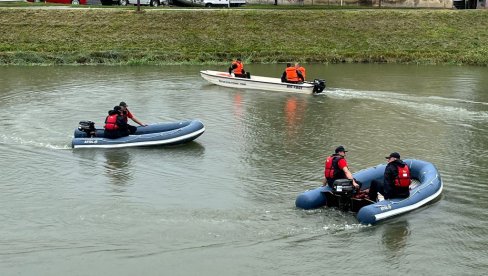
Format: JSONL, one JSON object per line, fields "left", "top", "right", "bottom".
{"left": 128, "top": 125, "right": 137, "bottom": 134}
{"left": 368, "top": 179, "right": 385, "bottom": 202}
{"left": 104, "top": 130, "right": 127, "bottom": 139}
{"left": 104, "top": 126, "right": 134, "bottom": 139}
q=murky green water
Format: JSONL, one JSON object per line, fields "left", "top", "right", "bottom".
{"left": 1, "top": 64, "right": 487, "bottom": 275}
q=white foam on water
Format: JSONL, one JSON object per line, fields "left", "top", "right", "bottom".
{"left": 326, "top": 88, "right": 488, "bottom": 123}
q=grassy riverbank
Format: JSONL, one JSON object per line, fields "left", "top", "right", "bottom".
{"left": 0, "top": 7, "right": 487, "bottom": 65}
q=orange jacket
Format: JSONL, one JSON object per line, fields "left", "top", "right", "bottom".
{"left": 285, "top": 67, "right": 300, "bottom": 82}
{"left": 231, "top": 61, "right": 244, "bottom": 75}
{"left": 297, "top": 66, "right": 306, "bottom": 80}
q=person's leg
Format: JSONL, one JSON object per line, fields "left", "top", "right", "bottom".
{"left": 369, "top": 180, "right": 385, "bottom": 202}
{"left": 368, "top": 180, "right": 379, "bottom": 202}
{"left": 128, "top": 125, "right": 137, "bottom": 135}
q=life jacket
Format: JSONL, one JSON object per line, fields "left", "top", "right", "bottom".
{"left": 394, "top": 164, "right": 411, "bottom": 188}
{"left": 104, "top": 114, "right": 119, "bottom": 130}
{"left": 297, "top": 66, "right": 306, "bottom": 80}
{"left": 285, "top": 67, "right": 300, "bottom": 82}
{"left": 324, "top": 155, "right": 346, "bottom": 180}
{"left": 232, "top": 61, "right": 244, "bottom": 75}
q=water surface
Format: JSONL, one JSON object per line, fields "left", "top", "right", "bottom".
{"left": 1, "top": 64, "right": 487, "bottom": 275}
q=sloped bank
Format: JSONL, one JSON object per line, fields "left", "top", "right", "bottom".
{"left": 0, "top": 8, "right": 487, "bottom": 65}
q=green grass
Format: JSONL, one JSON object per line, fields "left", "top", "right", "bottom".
{"left": 0, "top": 7, "right": 487, "bottom": 65}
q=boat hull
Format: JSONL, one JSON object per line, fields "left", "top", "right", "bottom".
{"left": 200, "top": 70, "right": 324, "bottom": 94}
{"left": 72, "top": 119, "right": 205, "bottom": 149}
{"left": 295, "top": 159, "right": 443, "bottom": 225}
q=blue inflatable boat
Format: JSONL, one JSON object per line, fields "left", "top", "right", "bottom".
{"left": 295, "top": 159, "right": 443, "bottom": 225}
{"left": 72, "top": 119, "right": 205, "bottom": 149}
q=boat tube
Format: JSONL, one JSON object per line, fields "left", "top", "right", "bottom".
{"left": 200, "top": 70, "right": 326, "bottom": 94}
{"left": 72, "top": 119, "right": 205, "bottom": 149}
{"left": 295, "top": 159, "right": 443, "bottom": 225}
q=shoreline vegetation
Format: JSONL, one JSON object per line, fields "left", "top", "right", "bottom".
{"left": 0, "top": 5, "right": 487, "bottom": 66}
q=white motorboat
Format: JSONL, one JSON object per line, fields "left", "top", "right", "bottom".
{"left": 200, "top": 70, "right": 326, "bottom": 94}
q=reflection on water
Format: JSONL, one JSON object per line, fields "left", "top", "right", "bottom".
{"left": 284, "top": 96, "right": 307, "bottom": 139}
{"left": 233, "top": 92, "right": 244, "bottom": 119}
{"left": 1, "top": 64, "right": 488, "bottom": 275}
{"left": 381, "top": 220, "right": 410, "bottom": 256}
{"left": 103, "top": 149, "right": 133, "bottom": 189}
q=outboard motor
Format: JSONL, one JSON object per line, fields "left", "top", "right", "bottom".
{"left": 78, "top": 121, "right": 96, "bottom": 138}
{"left": 312, "top": 79, "right": 326, "bottom": 94}
{"left": 332, "top": 179, "right": 355, "bottom": 211}
{"left": 333, "top": 179, "right": 355, "bottom": 196}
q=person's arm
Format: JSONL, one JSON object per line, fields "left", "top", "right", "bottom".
{"left": 383, "top": 164, "right": 395, "bottom": 198}
{"left": 297, "top": 70, "right": 304, "bottom": 82}
{"left": 131, "top": 116, "right": 146, "bottom": 126}
{"left": 343, "top": 166, "right": 359, "bottom": 189}
{"left": 281, "top": 71, "right": 287, "bottom": 82}
{"left": 229, "top": 63, "right": 237, "bottom": 74}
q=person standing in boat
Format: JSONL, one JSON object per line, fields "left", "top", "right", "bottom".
{"left": 119, "top": 101, "right": 147, "bottom": 135}
{"left": 228, "top": 58, "right": 248, "bottom": 78}
{"left": 368, "top": 152, "right": 411, "bottom": 202}
{"left": 323, "top": 146, "right": 360, "bottom": 189}
{"left": 281, "top": 63, "right": 304, "bottom": 84}
{"left": 295, "top": 62, "right": 306, "bottom": 81}
{"left": 104, "top": 106, "right": 129, "bottom": 139}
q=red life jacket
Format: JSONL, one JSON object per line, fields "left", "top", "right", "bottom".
{"left": 324, "top": 155, "right": 345, "bottom": 180}
{"left": 232, "top": 61, "right": 244, "bottom": 75}
{"left": 394, "top": 164, "right": 411, "bottom": 188}
{"left": 285, "top": 67, "right": 300, "bottom": 82}
{"left": 104, "top": 114, "right": 119, "bottom": 130}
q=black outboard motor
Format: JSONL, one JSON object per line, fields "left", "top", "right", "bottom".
{"left": 312, "top": 79, "right": 326, "bottom": 94}
{"left": 78, "top": 121, "right": 96, "bottom": 138}
{"left": 332, "top": 179, "right": 355, "bottom": 211}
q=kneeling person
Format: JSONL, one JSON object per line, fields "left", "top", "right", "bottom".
{"left": 104, "top": 106, "right": 129, "bottom": 139}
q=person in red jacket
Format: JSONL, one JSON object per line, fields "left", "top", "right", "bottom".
{"left": 104, "top": 106, "right": 129, "bottom": 139}
{"left": 368, "top": 152, "right": 411, "bottom": 202}
{"left": 323, "top": 146, "right": 359, "bottom": 189}
{"left": 119, "top": 101, "right": 147, "bottom": 135}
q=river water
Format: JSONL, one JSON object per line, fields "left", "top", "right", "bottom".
{"left": 1, "top": 64, "right": 487, "bottom": 275}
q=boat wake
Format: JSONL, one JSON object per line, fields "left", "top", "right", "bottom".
{"left": 327, "top": 88, "right": 488, "bottom": 123}
{"left": 0, "top": 133, "right": 70, "bottom": 150}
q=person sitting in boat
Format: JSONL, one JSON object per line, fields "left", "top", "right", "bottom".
{"left": 119, "top": 101, "right": 147, "bottom": 135}
{"left": 281, "top": 63, "right": 304, "bottom": 84}
{"left": 368, "top": 152, "right": 411, "bottom": 202}
{"left": 104, "top": 106, "right": 129, "bottom": 139}
{"left": 228, "top": 58, "right": 248, "bottom": 78}
{"left": 323, "top": 146, "right": 360, "bottom": 189}
{"left": 295, "top": 62, "right": 306, "bottom": 81}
